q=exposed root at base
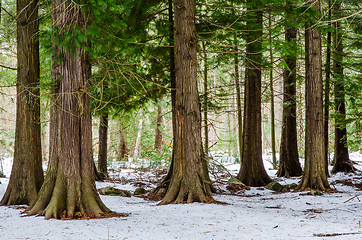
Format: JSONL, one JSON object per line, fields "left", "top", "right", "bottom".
{"left": 58, "top": 211, "right": 128, "bottom": 220}
{"left": 166, "top": 197, "right": 226, "bottom": 205}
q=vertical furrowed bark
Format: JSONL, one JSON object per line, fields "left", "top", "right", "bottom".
{"left": 98, "top": 114, "right": 109, "bottom": 179}
{"left": 268, "top": 13, "right": 277, "bottom": 170}
{"left": 324, "top": 0, "right": 332, "bottom": 176}
{"left": 277, "top": 1, "right": 302, "bottom": 178}
{"left": 237, "top": 0, "right": 271, "bottom": 186}
{"left": 154, "top": 106, "right": 163, "bottom": 153}
{"left": 159, "top": 0, "right": 214, "bottom": 204}
{"left": 1, "top": 0, "right": 43, "bottom": 206}
{"left": 331, "top": 0, "right": 354, "bottom": 173}
{"left": 298, "top": 0, "right": 329, "bottom": 190}
{"left": 27, "top": 0, "right": 111, "bottom": 219}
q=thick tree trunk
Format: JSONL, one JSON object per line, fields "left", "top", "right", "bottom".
{"left": 98, "top": 114, "right": 109, "bottom": 179}
{"left": 277, "top": 2, "right": 302, "bottom": 178}
{"left": 1, "top": 0, "right": 43, "bottom": 206}
{"left": 154, "top": 106, "right": 163, "bottom": 153}
{"left": 27, "top": 0, "right": 111, "bottom": 219}
{"left": 159, "top": 0, "right": 214, "bottom": 204}
{"left": 298, "top": 0, "right": 330, "bottom": 191}
{"left": 332, "top": 1, "right": 355, "bottom": 173}
{"left": 237, "top": 0, "right": 271, "bottom": 187}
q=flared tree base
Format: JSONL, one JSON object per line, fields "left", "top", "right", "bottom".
{"left": 277, "top": 163, "right": 302, "bottom": 178}
{"left": 237, "top": 173, "right": 272, "bottom": 187}
{"left": 0, "top": 186, "right": 37, "bottom": 206}
{"left": 27, "top": 174, "right": 112, "bottom": 220}
{"left": 297, "top": 175, "right": 330, "bottom": 192}
{"left": 159, "top": 184, "right": 215, "bottom": 205}
{"left": 332, "top": 160, "right": 356, "bottom": 174}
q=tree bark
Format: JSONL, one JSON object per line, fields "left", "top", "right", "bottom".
{"left": 236, "top": 0, "right": 271, "bottom": 187}
{"left": 277, "top": 1, "right": 302, "bottom": 178}
{"left": 324, "top": 0, "right": 332, "bottom": 176}
{"left": 234, "top": 34, "right": 243, "bottom": 164}
{"left": 133, "top": 117, "right": 144, "bottom": 162}
{"left": 268, "top": 13, "right": 277, "bottom": 170}
{"left": 27, "top": 0, "right": 111, "bottom": 219}
{"left": 332, "top": 0, "right": 355, "bottom": 173}
{"left": 1, "top": 0, "right": 43, "bottom": 206}
{"left": 154, "top": 106, "right": 163, "bottom": 153}
{"left": 118, "top": 122, "right": 128, "bottom": 161}
{"left": 98, "top": 114, "right": 109, "bottom": 179}
{"left": 153, "top": 0, "right": 176, "bottom": 194}
{"left": 159, "top": 0, "right": 214, "bottom": 204}
{"left": 298, "top": 0, "right": 330, "bottom": 191}
{"left": 202, "top": 42, "right": 209, "bottom": 158}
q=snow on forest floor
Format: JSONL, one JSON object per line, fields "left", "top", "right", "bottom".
{"left": 1, "top": 153, "right": 362, "bottom": 240}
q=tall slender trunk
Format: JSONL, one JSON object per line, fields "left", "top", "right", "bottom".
{"left": 118, "top": 122, "right": 128, "bottom": 161}
{"left": 159, "top": 0, "right": 214, "bottom": 204}
{"left": 277, "top": 1, "right": 302, "bottom": 177}
{"left": 324, "top": 0, "right": 332, "bottom": 176}
{"left": 332, "top": 0, "right": 354, "bottom": 173}
{"left": 153, "top": 0, "right": 176, "bottom": 194}
{"left": 234, "top": 34, "right": 243, "bottom": 164}
{"left": 237, "top": 0, "right": 271, "bottom": 186}
{"left": 98, "top": 114, "right": 108, "bottom": 179}
{"left": 268, "top": 13, "right": 277, "bottom": 170}
{"left": 298, "top": 0, "right": 329, "bottom": 191}
{"left": 202, "top": 42, "right": 209, "bottom": 158}
{"left": 133, "top": 117, "right": 144, "bottom": 162}
{"left": 154, "top": 106, "right": 163, "bottom": 153}
{"left": 1, "top": 0, "right": 43, "bottom": 206}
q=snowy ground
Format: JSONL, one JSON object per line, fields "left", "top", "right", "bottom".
{"left": 1, "top": 153, "right": 362, "bottom": 240}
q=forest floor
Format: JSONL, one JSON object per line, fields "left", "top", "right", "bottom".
{"left": 1, "top": 152, "right": 362, "bottom": 240}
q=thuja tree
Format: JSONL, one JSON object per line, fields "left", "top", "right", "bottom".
{"left": 297, "top": 0, "right": 329, "bottom": 191}
{"left": 27, "top": 0, "right": 111, "bottom": 219}
{"left": 236, "top": 0, "right": 271, "bottom": 186}
{"left": 331, "top": 0, "right": 355, "bottom": 173}
{"left": 159, "top": 0, "right": 214, "bottom": 204}
{"left": 1, "top": 0, "right": 44, "bottom": 205}
{"left": 98, "top": 113, "right": 109, "bottom": 179}
{"left": 277, "top": 0, "right": 302, "bottom": 178}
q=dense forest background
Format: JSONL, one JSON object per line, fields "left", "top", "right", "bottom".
{"left": 0, "top": 0, "right": 359, "bottom": 164}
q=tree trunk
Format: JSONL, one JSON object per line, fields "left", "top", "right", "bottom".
{"left": 332, "top": 0, "right": 355, "bottom": 173}
{"left": 202, "top": 42, "right": 209, "bottom": 158}
{"left": 133, "top": 117, "right": 144, "bottom": 162}
{"left": 1, "top": 0, "right": 43, "bottom": 206}
{"left": 159, "top": 0, "right": 214, "bottom": 204}
{"left": 234, "top": 34, "right": 243, "bottom": 164}
{"left": 118, "top": 122, "right": 128, "bottom": 161}
{"left": 27, "top": 0, "right": 111, "bottom": 219}
{"left": 268, "top": 13, "right": 277, "bottom": 170}
{"left": 153, "top": 0, "right": 176, "bottom": 194}
{"left": 297, "top": 0, "right": 330, "bottom": 191}
{"left": 154, "top": 106, "right": 163, "bottom": 153}
{"left": 277, "top": 1, "right": 302, "bottom": 178}
{"left": 237, "top": 0, "right": 271, "bottom": 187}
{"left": 324, "top": 0, "right": 332, "bottom": 176}
{"left": 98, "top": 114, "right": 109, "bottom": 179}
